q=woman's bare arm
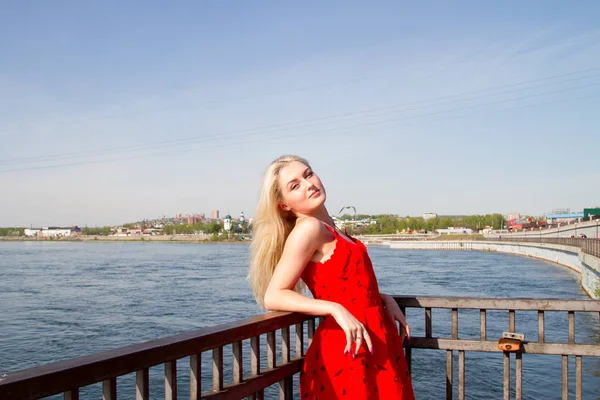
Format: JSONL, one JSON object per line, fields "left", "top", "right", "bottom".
{"left": 264, "top": 217, "right": 373, "bottom": 354}
{"left": 264, "top": 217, "right": 333, "bottom": 314}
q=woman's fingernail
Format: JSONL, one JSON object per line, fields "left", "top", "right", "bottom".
{"left": 370, "top": 348, "right": 374, "bottom": 355}
{"left": 344, "top": 350, "right": 348, "bottom": 356}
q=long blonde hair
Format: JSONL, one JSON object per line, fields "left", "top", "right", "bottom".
{"left": 249, "top": 155, "right": 309, "bottom": 308}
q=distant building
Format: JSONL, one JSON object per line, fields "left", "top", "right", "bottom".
{"left": 436, "top": 227, "right": 473, "bottom": 235}
{"left": 211, "top": 210, "right": 220, "bottom": 219}
{"left": 552, "top": 208, "right": 571, "bottom": 215}
{"left": 545, "top": 213, "right": 583, "bottom": 225}
{"left": 423, "top": 213, "right": 438, "bottom": 220}
{"left": 239, "top": 212, "right": 245, "bottom": 223}
{"left": 24, "top": 226, "right": 82, "bottom": 237}
{"left": 507, "top": 213, "right": 521, "bottom": 222}
{"left": 223, "top": 215, "right": 232, "bottom": 232}
{"left": 187, "top": 216, "right": 202, "bottom": 225}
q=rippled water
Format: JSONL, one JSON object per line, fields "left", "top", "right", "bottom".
{"left": 0, "top": 241, "right": 599, "bottom": 399}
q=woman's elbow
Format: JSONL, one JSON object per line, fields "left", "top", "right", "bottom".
{"left": 263, "top": 290, "right": 278, "bottom": 311}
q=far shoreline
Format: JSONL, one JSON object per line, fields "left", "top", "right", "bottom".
{"left": 0, "top": 235, "right": 250, "bottom": 244}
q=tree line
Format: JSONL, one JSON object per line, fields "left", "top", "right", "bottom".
{"left": 339, "top": 214, "right": 506, "bottom": 235}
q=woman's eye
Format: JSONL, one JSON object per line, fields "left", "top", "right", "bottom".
{"left": 306, "top": 172, "right": 313, "bottom": 177}
{"left": 291, "top": 184, "right": 299, "bottom": 190}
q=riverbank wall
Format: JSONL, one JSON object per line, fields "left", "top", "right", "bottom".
{"left": 388, "top": 240, "right": 600, "bottom": 299}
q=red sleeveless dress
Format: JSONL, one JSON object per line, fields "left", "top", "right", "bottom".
{"left": 299, "top": 226, "right": 415, "bottom": 399}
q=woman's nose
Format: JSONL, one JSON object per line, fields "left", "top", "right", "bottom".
{"left": 301, "top": 179, "right": 314, "bottom": 189}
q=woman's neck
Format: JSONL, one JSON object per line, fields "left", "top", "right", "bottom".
{"left": 295, "top": 206, "right": 334, "bottom": 226}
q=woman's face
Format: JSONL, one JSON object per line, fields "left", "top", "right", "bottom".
{"left": 277, "top": 161, "right": 326, "bottom": 215}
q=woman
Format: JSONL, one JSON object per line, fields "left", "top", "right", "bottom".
{"left": 249, "top": 155, "right": 415, "bottom": 399}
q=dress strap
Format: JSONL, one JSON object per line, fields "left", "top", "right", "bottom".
{"left": 321, "top": 222, "right": 337, "bottom": 235}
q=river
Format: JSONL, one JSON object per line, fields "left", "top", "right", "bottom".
{"left": 0, "top": 241, "right": 598, "bottom": 399}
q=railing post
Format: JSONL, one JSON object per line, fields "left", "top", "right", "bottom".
{"left": 136, "top": 368, "right": 149, "bottom": 400}
{"left": 295, "top": 322, "right": 304, "bottom": 358}
{"left": 425, "top": 307, "right": 432, "bottom": 338}
{"left": 562, "top": 355, "right": 568, "bottom": 400}
{"left": 190, "top": 353, "right": 201, "bottom": 400}
{"left": 165, "top": 361, "right": 177, "bottom": 400}
{"left": 503, "top": 352, "right": 510, "bottom": 400}
{"left": 538, "top": 311, "right": 545, "bottom": 342}
{"left": 479, "top": 309, "right": 486, "bottom": 340}
{"left": 576, "top": 355, "right": 582, "bottom": 400}
{"left": 446, "top": 350, "right": 453, "bottom": 400}
{"left": 280, "top": 327, "right": 292, "bottom": 399}
{"left": 212, "top": 347, "right": 223, "bottom": 392}
{"left": 233, "top": 341, "right": 243, "bottom": 384}
{"left": 267, "top": 331, "right": 276, "bottom": 369}
{"left": 516, "top": 353, "right": 522, "bottom": 400}
{"left": 102, "top": 378, "right": 116, "bottom": 400}
{"left": 250, "top": 335, "right": 264, "bottom": 400}
{"left": 458, "top": 350, "right": 465, "bottom": 400}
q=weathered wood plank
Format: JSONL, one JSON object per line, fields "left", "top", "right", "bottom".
{"left": 569, "top": 311, "right": 575, "bottom": 344}
{"left": 135, "top": 368, "right": 149, "bottom": 400}
{"left": 458, "top": 350, "right": 465, "bottom": 400}
{"left": 509, "top": 310, "right": 515, "bottom": 332}
{"left": 102, "top": 378, "right": 116, "bottom": 400}
{"left": 190, "top": 353, "right": 201, "bottom": 400}
{"left": 516, "top": 353, "right": 522, "bottom": 400}
{"left": 576, "top": 355, "right": 582, "bottom": 400}
{"left": 446, "top": 350, "right": 452, "bottom": 400}
{"left": 308, "top": 318, "right": 315, "bottom": 347}
{"left": 452, "top": 308, "right": 458, "bottom": 339}
{"left": 0, "top": 311, "right": 309, "bottom": 400}
{"left": 503, "top": 352, "right": 510, "bottom": 400}
{"left": 64, "top": 389, "right": 78, "bottom": 400}
{"left": 212, "top": 347, "right": 223, "bottom": 392}
{"left": 411, "top": 338, "right": 600, "bottom": 356}
{"left": 562, "top": 355, "right": 568, "bottom": 400}
{"left": 295, "top": 322, "right": 304, "bottom": 358}
{"left": 480, "top": 309, "right": 486, "bottom": 341}
{"left": 232, "top": 341, "right": 243, "bottom": 384}
{"left": 393, "top": 296, "right": 600, "bottom": 312}
{"left": 165, "top": 361, "right": 176, "bottom": 400}
{"left": 425, "top": 308, "right": 432, "bottom": 338}
{"left": 538, "top": 311, "right": 545, "bottom": 343}
{"left": 267, "top": 331, "right": 276, "bottom": 369}
{"left": 201, "top": 360, "right": 302, "bottom": 400}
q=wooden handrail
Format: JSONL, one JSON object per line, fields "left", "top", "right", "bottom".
{"left": 393, "top": 295, "right": 600, "bottom": 312}
{"left": 0, "top": 311, "right": 310, "bottom": 400}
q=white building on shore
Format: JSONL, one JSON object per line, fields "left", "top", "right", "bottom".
{"left": 24, "top": 226, "right": 82, "bottom": 237}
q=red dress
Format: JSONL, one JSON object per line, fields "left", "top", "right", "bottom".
{"left": 300, "top": 225, "right": 415, "bottom": 399}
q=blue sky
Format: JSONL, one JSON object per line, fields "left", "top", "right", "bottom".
{"left": 1, "top": 1, "right": 599, "bottom": 226}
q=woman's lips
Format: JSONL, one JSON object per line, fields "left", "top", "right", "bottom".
{"left": 309, "top": 189, "right": 320, "bottom": 198}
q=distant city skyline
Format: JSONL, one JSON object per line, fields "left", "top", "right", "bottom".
{"left": 1, "top": 2, "right": 599, "bottom": 226}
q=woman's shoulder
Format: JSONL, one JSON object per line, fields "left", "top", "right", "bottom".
{"left": 289, "top": 217, "right": 329, "bottom": 243}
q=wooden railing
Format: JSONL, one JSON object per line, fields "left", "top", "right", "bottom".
{"left": 1, "top": 296, "right": 600, "bottom": 400}
{"left": 397, "top": 296, "right": 600, "bottom": 400}
{"left": 0, "top": 311, "right": 314, "bottom": 400}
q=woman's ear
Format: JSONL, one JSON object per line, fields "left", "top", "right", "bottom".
{"left": 279, "top": 203, "right": 291, "bottom": 211}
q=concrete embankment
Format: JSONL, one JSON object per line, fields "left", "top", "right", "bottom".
{"left": 388, "top": 240, "right": 600, "bottom": 299}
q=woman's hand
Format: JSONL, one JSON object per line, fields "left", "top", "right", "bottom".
{"left": 330, "top": 303, "right": 373, "bottom": 357}
{"left": 381, "top": 294, "right": 411, "bottom": 344}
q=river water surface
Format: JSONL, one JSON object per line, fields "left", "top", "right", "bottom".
{"left": 0, "top": 241, "right": 599, "bottom": 399}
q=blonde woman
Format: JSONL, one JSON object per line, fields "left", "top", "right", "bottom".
{"left": 249, "top": 155, "right": 415, "bottom": 399}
